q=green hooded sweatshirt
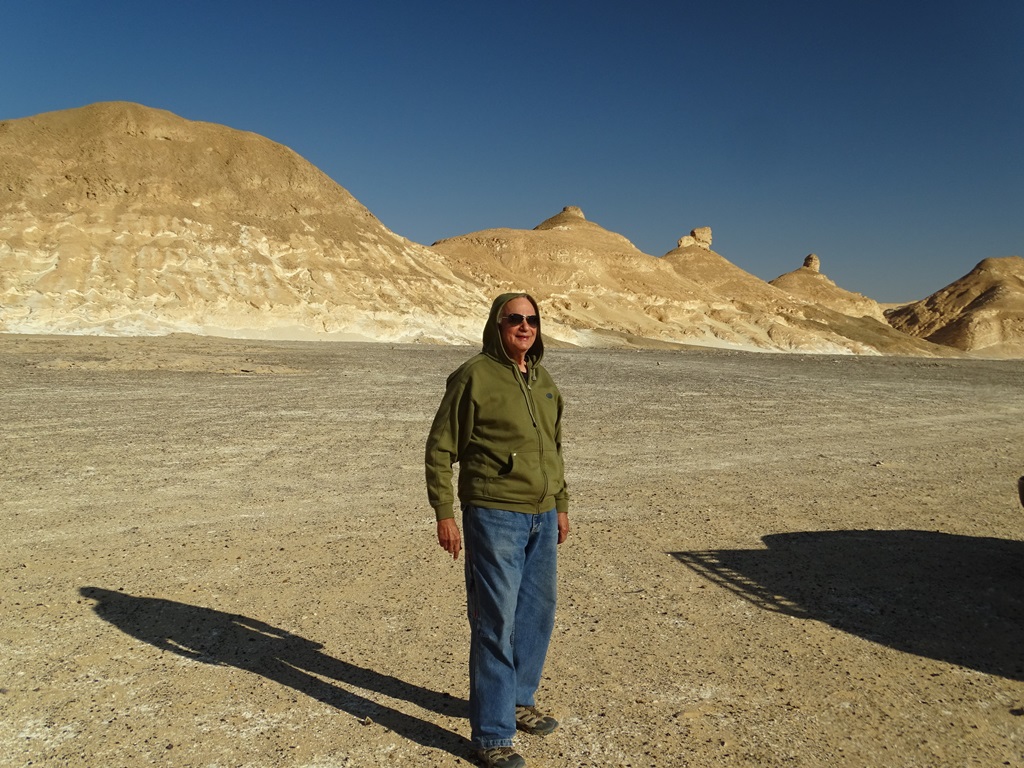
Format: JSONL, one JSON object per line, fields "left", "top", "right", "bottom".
{"left": 425, "top": 293, "right": 569, "bottom": 521}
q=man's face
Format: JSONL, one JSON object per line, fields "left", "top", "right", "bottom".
{"left": 499, "top": 296, "right": 538, "bottom": 361}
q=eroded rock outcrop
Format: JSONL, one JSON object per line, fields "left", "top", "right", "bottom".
{"left": 676, "top": 227, "right": 713, "bottom": 250}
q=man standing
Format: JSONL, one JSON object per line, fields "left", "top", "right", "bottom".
{"left": 426, "top": 293, "right": 570, "bottom": 768}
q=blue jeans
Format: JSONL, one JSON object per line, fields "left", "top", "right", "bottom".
{"left": 463, "top": 505, "right": 558, "bottom": 749}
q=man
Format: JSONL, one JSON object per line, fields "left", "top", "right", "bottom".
{"left": 425, "top": 293, "right": 570, "bottom": 768}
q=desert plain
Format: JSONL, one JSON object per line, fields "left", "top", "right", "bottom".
{"left": 2, "top": 333, "right": 1023, "bottom": 768}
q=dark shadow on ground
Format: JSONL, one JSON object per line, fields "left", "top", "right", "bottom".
{"left": 80, "top": 587, "right": 470, "bottom": 756}
{"left": 672, "top": 530, "right": 1024, "bottom": 680}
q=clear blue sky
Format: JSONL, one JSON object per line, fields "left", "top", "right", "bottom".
{"left": 3, "top": 1, "right": 1021, "bottom": 302}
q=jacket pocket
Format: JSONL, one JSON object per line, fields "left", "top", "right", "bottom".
{"left": 485, "top": 450, "right": 543, "bottom": 501}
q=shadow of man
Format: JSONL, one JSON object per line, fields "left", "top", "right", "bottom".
{"left": 80, "top": 587, "right": 470, "bottom": 756}
{"left": 672, "top": 529, "right": 1024, "bottom": 680}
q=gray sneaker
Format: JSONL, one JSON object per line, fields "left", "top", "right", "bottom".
{"left": 474, "top": 746, "right": 526, "bottom": 768}
{"left": 515, "top": 705, "right": 559, "bottom": 736}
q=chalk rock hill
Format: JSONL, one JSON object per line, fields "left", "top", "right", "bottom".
{"left": 432, "top": 208, "right": 950, "bottom": 355}
{"left": 885, "top": 257, "right": 1024, "bottom": 357}
{"left": 0, "top": 101, "right": 489, "bottom": 343}
{"left": 0, "top": 102, "right": 960, "bottom": 355}
{"left": 770, "top": 254, "right": 888, "bottom": 322}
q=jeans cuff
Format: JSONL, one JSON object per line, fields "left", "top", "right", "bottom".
{"left": 475, "top": 738, "right": 515, "bottom": 749}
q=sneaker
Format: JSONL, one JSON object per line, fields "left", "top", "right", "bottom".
{"left": 474, "top": 746, "right": 526, "bottom": 768}
{"left": 515, "top": 705, "right": 559, "bottom": 736}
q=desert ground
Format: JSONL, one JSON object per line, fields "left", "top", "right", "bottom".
{"left": 2, "top": 334, "right": 1023, "bottom": 768}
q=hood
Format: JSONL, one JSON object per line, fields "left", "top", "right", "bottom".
{"left": 482, "top": 292, "right": 544, "bottom": 367}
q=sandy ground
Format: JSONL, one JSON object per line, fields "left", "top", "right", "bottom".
{"left": 2, "top": 334, "right": 1023, "bottom": 768}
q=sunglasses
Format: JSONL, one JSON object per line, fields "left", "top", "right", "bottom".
{"left": 501, "top": 313, "right": 540, "bottom": 328}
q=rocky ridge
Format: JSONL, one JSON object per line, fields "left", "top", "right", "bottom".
{"left": 433, "top": 208, "right": 949, "bottom": 355}
{"left": 1, "top": 102, "right": 1021, "bottom": 357}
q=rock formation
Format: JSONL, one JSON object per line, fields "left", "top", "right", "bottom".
{"left": 675, "top": 227, "right": 713, "bottom": 250}
{"left": 770, "top": 254, "right": 887, "bottom": 323}
{"left": 885, "top": 257, "right": 1024, "bottom": 357}
{"left": 692, "top": 227, "right": 713, "bottom": 249}
{"left": 0, "top": 101, "right": 997, "bottom": 357}
{"left": 0, "top": 101, "right": 490, "bottom": 343}
{"left": 433, "top": 212, "right": 953, "bottom": 355}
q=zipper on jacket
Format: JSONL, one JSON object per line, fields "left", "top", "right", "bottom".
{"left": 515, "top": 366, "right": 538, "bottom": 427}
{"left": 517, "top": 365, "right": 550, "bottom": 509}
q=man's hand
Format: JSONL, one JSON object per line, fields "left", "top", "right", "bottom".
{"left": 437, "top": 518, "right": 462, "bottom": 560}
{"left": 557, "top": 511, "right": 570, "bottom": 544}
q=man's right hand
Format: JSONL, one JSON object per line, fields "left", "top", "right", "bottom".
{"left": 437, "top": 518, "right": 462, "bottom": 560}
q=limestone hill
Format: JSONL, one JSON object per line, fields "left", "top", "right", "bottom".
{"left": 0, "top": 101, "right": 989, "bottom": 356}
{"left": 433, "top": 208, "right": 952, "bottom": 355}
{"left": 0, "top": 101, "right": 489, "bottom": 343}
{"left": 885, "top": 257, "right": 1024, "bottom": 357}
{"left": 770, "top": 254, "right": 887, "bottom": 323}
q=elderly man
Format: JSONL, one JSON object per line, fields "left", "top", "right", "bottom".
{"left": 425, "top": 293, "right": 570, "bottom": 768}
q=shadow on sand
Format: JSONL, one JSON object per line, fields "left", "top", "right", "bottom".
{"left": 79, "top": 587, "right": 470, "bottom": 756}
{"left": 672, "top": 530, "right": 1024, "bottom": 680}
